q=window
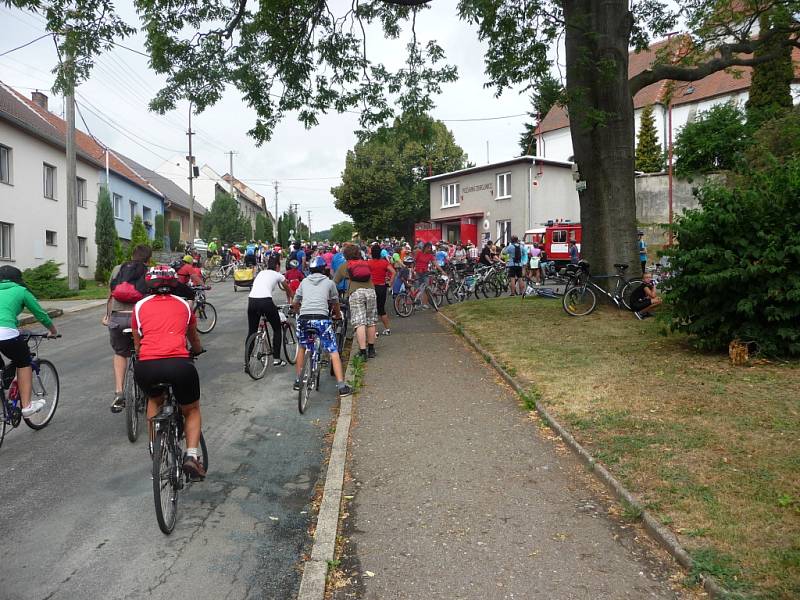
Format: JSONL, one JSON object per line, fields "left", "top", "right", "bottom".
{"left": 552, "top": 229, "right": 567, "bottom": 243}
{"left": 46, "top": 230, "right": 57, "bottom": 246}
{"left": 496, "top": 172, "right": 511, "bottom": 199}
{"left": 497, "top": 220, "right": 511, "bottom": 247}
{"left": 78, "top": 237, "right": 87, "bottom": 266}
{"left": 76, "top": 177, "right": 87, "bottom": 208}
{"left": 0, "top": 145, "right": 10, "bottom": 184}
{"left": 130, "top": 201, "right": 137, "bottom": 223}
{"left": 43, "top": 163, "right": 56, "bottom": 199}
{"left": 113, "top": 194, "right": 123, "bottom": 219}
{"left": 0, "top": 222, "right": 13, "bottom": 259}
{"left": 441, "top": 183, "right": 460, "bottom": 208}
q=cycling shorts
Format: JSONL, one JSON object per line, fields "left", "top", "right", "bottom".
{"left": 134, "top": 357, "right": 200, "bottom": 405}
{"left": 296, "top": 318, "right": 338, "bottom": 354}
{"left": 0, "top": 336, "right": 31, "bottom": 369}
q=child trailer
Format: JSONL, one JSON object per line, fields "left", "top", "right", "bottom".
{"left": 233, "top": 266, "right": 255, "bottom": 292}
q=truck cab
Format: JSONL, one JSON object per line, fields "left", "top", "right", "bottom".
{"left": 523, "top": 221, "right": 582, "bottom": 264}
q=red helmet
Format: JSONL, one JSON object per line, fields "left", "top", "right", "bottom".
{"left": 145, "top": 265, "right": 177, "bottom": 292}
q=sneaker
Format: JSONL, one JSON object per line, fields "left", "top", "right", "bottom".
{"left": 634, "top": 311, "right": 644, "bottom": 320}
{"left": 22, "top": 399, "right": 46, "bottom": 417}
{"left": 337, "top": 384, "right": 353, "bottom": 398}
{"left": 367, "top": 346, "right": 377, "bottom": 359}
{"left": 381, "top": 329, "right": 391, "bottom": 336}
{"left": 273, "top": 359, "right": 287, "bottom": 367}
{"left": 293, "top": 379, "right": 301, "bottom": 391}
{"left": 358, "top": 349, "right": 368, "bottom": 361}
{"left": 110, "top": 393, "right": 126, "bottom": 413}
{"left": 183, "top": 455, "right": 206, "bottom": 481}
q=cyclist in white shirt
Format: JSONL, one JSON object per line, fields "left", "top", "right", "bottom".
{"left": 247, "top": 255, "right": 288, "bottom": 367}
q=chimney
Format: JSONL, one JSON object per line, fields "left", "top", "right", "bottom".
{"left": 31, "top": 91, "right": 48, "bottom": 111}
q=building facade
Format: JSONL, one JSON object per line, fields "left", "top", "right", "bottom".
{"left": 422, "top": 156, "right": 580, "bottom": 246}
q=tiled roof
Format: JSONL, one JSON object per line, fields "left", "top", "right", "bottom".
{"left": 222, "top": 174, "right": 266, "bottom": 211}
{"left": 538, "top": 39, "right": 800, "bottom": 134}
{"left": 115, "top": 153, "right": 206, "bottom": 215}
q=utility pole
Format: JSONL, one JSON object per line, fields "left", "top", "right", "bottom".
{"left": 307, "top": 210, "right": 312, "bottom": 238}
{"left": 187, "top": 104, "right": 195, "bottom": 243}
{"left": 273, "top": 180, "right": 279, "bottom": 243}
{"left": 65, "top": 43, "right": 79, "bottom": 291}
{"left": 225, "top": 150, "right": 238, "bottom": 196}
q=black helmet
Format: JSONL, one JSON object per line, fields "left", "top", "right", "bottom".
{"left": 0, "top": 265, "right": 24, "bottom": 284}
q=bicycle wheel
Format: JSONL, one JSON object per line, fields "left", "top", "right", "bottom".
{"left": 198, "top": 431, "right": 209, "bottom": 473}
{"left": 210, "top": 266, "right": 225, "bottom": 283}
{"left": 24, "top": 359, "right": 59, "bottom": 430}
{"left": 124, "top": 359, "right": 141, "bottom": 443}
{"left": 620, "top": 278, "right": 643, "bottom": 311}
{"left": 563, "top": 286, "right": 597, "bottom": 316}
{"left": 283, "top": 324, "right": 298, "bottom": 364}
{"left": 245, "top": 332, "right": 270, "bottom": 380}
{"left": 0, "top": 401, "right": 8, "bottom": 450}
{"left": 298, "top": 351, "right": 312, "bottom": 414}
{"left": 427, "top": 288, "right": 440, "bottom": 312}
{"left": 394, "top": 293, "right": 413, "bottom": 318}
{"left": 152, "top": 428, "right": 178, "bottom": 534}
{"left": 195, "top": 302, "right": 217, "bottom": 334}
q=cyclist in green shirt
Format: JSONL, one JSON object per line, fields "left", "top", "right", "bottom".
{"left": 0, "top": 266, "right": 59, "bottom": 416}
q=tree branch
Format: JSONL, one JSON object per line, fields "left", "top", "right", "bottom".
{"left": 379, "top": 0, "right": 431, "bottom": 5}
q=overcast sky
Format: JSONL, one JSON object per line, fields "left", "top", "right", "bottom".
{"left": 0, "top": 2, "right": 536, "bottom": 230}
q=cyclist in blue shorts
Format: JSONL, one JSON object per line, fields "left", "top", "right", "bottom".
{"left": 291, "top": 257, "right": 352, "bottom": 398}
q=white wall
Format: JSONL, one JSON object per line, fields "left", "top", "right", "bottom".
{"left": 531, "top": 165, "right": 580, "bottom": 226}
{"left": 0, "top": 121, "right": 99, "bottom": 275}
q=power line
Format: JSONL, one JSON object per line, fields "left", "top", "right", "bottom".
{"left": 0, "top": 33, "right": 51, "bottom": 57}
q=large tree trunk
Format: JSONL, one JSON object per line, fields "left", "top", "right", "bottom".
{"left": 563, "top": 0, "right": 640, "bottom": 280}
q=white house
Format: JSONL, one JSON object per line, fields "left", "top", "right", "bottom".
{"left": 537, "top": 38, "right": 800, "bottom": 162}
{"left": 0, "top": 83, "right": 100, "bottom": 275}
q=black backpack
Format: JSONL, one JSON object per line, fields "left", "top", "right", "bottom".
{"left": 110, "top": 261, "right": 148, "bottom": 303}
{"left": 514, "top": 243, "right": 522, "bottom": 264}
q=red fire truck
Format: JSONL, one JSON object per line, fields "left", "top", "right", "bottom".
{"left": 523, "top": 220, "right": 582, "bottom": 263}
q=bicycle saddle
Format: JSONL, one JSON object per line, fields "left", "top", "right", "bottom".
{"left": 614, "top": 263, "right": 629, "bottom": 271}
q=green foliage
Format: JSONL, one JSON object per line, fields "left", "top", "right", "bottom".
{"left": 333, "top": 112, "right": 468, "bottom": 238}
{"left": 254, "top": 212, "right": 269, "bottom": 242}
{"left": 746, "top": 10, "right": 794, "bottom": 129}
{"left": 518, "top": 72, "right": 562, "bottom": 155}
{"left": 673, "top": 103, "right": 749, "bottom": 178}
{"left": 127, "top": 215, "right": 150, "bottom": 260}
{"left": 746, "top": 106, "right": 800, "bottom": 169}
{"left": 635, "top": 104, "right": 664, "bottom": 173}
{"left": 93, "top": 185, "right": 118, "bottom": 283}
{"left": 330, "top": 221, "right": 355, "bottom": 243}
{"left": 23, "top": 261, "right": 71, "bottom": 299}
{"left": 167, "top": 220, "right": 181, "bottom": 251}
{"left": 201, "top": 191, "right": 252, "bottom": 243}
{"left": 664, "top": 158, "right": 800, "bottom": 357}
{"left": 153, "top": 213, "right": 165, "bottom": 250}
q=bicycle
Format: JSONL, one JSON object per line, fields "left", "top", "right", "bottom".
{"left": 297, "top": 322, "right": 324, "bottom": 414}
{"left": 192, "top": 286, "right": 217, "bottom": 334}
{"left": 393, "top": 275, "right": 440, "bottom": 317}
{"left": 122, "top": 328, "right": 146, "bottom": 443}
{"left": 150, "top": 363, "right": 209, "bottom": 535}
{"left": 244, "top": 304, "right": 298, "bottom": 380}
{"left": 209, "top": 260, "right": 240, "bottom": 283}
{"left": 0, "top": 332, "right": 60, "bottom": 451}
{"left": 562, "top": 261, "right": 643, "bottom": 316}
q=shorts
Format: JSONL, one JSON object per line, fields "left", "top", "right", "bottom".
{"left": 244, "top": 254, "right": 257, "bottom": 267}
{"left": 0, "top": 335, "right": 32, "bottom": 368}
{"left": 108, "top": 312, "right": 133, "bottom": 357}
{"left": 507, "top": 265, "right": 523, "bottom": 278}
{"left": 631, "top": 297, "right": 652, "bottom": 312}
{"left": 297, "top": 319, "right": 338, "bottom": 354}
{"left": 134, "top": 357, "right": 200, "bottom": 405}
{"left": 374, "top": 284, "right": 388, "bottom": 317}
{"left": 288, "top": 279, "right": 301, "bottom": 293}
{"left": 349, "top": 287, "right": 377, "bottom": 328}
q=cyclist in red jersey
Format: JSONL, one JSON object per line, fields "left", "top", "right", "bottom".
{"left": 131, "top": 265, "right": 206, "bottom": 479}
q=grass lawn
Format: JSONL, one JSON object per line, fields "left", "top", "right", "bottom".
{"left": 59, "top": 280, "right": 109, "bottom": 301}
{"left": 443, "top": 297, "right": 800, "bottom": 599}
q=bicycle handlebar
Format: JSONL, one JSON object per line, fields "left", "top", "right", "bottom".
{"left": 22, "top": 332, "right": 60, "bottom": 339}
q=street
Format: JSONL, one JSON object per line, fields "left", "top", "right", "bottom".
{"left": 0, "top": 284, "right": 335, "bottom": 600}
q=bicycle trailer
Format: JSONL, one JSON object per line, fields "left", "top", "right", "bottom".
{"left": 233, "top": 266, "right": 255, "bottom": 291}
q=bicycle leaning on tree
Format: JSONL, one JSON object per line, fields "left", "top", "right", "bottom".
{"left": 561, "top": 260, "right": 643, "bottom": 316}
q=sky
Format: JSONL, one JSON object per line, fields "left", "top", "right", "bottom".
{"left": 0, "top": 1, "right": 538, "bottom": 231}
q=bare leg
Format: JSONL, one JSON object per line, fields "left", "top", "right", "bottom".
{"left": 295, "top": 347, "right": 306, "bottom": 377}
{"left": 355, "top": 325, "right": 367, "bottom": 350}
{"left": 380, "top": 314, "right": 390, "bottom": 330}
{"left": 366, "top": 325, "right": 377, "bottom": 345}
{"left": 330, "top": 352, "right": 345, "bottom": 381}
{"left": 16, "top": 366, "right": 32, "bottom": 409}
{"left": 113, "top": 354, "right": 127, "bottom": 393}
{"left": 181, "top": 402, "right": 201, "bottom": 449}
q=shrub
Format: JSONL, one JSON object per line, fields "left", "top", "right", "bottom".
{"left": 128, "top": 215, "right": 150, "bottom": 260}
{"left": 153, "top": 213, "right": 165, "bottom": 250}
{"left": 664, "top": 159, "right": 800, "bottom": 356}
{"left": 23, "top": 261, "right": 72, "bottom": 299}
{"left": 168, "top": 220, "right": 181, "bottom": 251}
{"left": 94, "top": 186, "right": 118, "bottom": 283}
{"left": 673, "top": 103, "right": 749, "bottom": 178}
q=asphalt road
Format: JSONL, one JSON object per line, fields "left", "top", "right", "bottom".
{"left": 0, "top": 283, "right": 336, "bottom": 600}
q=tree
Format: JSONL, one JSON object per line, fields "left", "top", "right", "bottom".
{"left": 673, "top": 103, "right": 749, "bottom": 178}
{"left": 263, "top": 215, "right": 274, "bottom": 243}
{"left": 94, "top": 185, "right": 118, "bottom": 283}
{"left": 746, "top": 9, "right": 794, "bottom": 128}
{"left": 167, "top": 220, "right": 181, "bottom": 251}
{"left": 518, "top": 72, "right": 563, "bottom": 155}
{"left": 254, "top": 213, "right": 269, "bottom": 241}
{"left": 330, "top": 221, "right": 355, "bottom": 243}
{"left": 635, "top": 104, "right": 664, "bottom": 173}
{"left": 201, "top": 191, "right": 252, "bottom": 243}
{"left": 153, "top": 213, "right": 165, "bottom": 250}
{"left": 22, "top": 0, "right": 800, "bottom": 277}
{"left": 128, "top": 214, "right": 150, "bottom": 259}
{"left": 333, "top": 112, "right": 468, "bottom": 238}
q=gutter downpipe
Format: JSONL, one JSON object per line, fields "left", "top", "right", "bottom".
{"left": 527, "top": 163, "right": 532, "bottom": 230}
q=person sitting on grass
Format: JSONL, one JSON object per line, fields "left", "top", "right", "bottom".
{"left": 630, "top": 271, "right": 662, "bottom": 319}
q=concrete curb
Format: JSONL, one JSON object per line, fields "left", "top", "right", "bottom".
{"left": 437, "top": 311, "right": 729, "bottom": 600}
{"left": 19, "top": 308, "right": 62, "bottom": 327}
{"left": 297, "top": 339, "right": 357, "bottom": 600}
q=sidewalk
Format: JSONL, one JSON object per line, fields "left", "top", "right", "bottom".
{"left": 19, "top": 298, "right": 106, "bottom": 326}
{"left": 332, "top": 311, "right": 686, "bottom": 599}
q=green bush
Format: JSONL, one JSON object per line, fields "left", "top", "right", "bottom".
{"left": 153, "top": 213, "right": 165, "bottom": 250}
{"left": 23, "top": 261, "right": 72, "bottom": 299}
{"left": 168, "top": 220, "right": 181, "bottom": 251}
{"left": 664, "top": 159, "right": 800, "bottom": 356}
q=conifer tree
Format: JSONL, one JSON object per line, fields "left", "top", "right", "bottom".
{"left": 746, "top": 10, "right": 793, "bottom": 128}
{"left": 635, "top": 104, "right": 664, "bottom": 173}
{"left": 128, "top": 215, "right": 150, "bottom": 259}
{"left": 153, "top": 213, "right": 165, "bottom": 250}
{"left": 94, "top": 185, "right": 118, "bottom": 283}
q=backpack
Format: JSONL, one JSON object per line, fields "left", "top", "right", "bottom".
{"left": 514, "top": 243, "right": 522, "bottom": 264}
{"left": 348, "top": 260, "right": 372, "bottom": 282}
{"left": 289, "top": 249, "right": 298, "bottom": 263}
{"left": 110, "top": 261, "right": 148, "bottom": 303}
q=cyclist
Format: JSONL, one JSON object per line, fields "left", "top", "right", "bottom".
{"left": 412, "top": 242, "right": 442, "bottom": 309}
{"left": 132, "top": 265, "right": 206, "bottom": 479}
{"left": 176, "top": 255, "right": 204, "bottom": 287}
{"left": 244, "top": 240, "right": 258, "bottom": 268}
{"left": 334, "top": 244, "right": 377, "bottom": 360}
{"left": 503, "top": 235, "right": 527, "bottom": 296}
{"left": 247, "top": 256, "right": 288, "bottom": 368}
{"left": 292, "top": 257, "right": 352, "bottom": 398}
{"left": 0, "top": 266, "right": 59, "bottom": 417}
{"left": 284, "top": 258, "right": 304, "bottom": 303}
{"left": 368, "top": 243, "right": 395, "bottom": 336}
{"left": 230, "top": 244, "right": 242, "bottom": 263}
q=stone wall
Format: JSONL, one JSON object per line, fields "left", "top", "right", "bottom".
{"left": 635, "top": 173, "right": 704, "bottom": 246}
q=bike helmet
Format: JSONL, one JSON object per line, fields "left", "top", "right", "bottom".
{"left": 0, "top": 265, "right": 24, "bottom": 284}
{"left": 287, "top": 259, "right": 299, "bottom": 270}
{"left": 309, "top": 256, "right": 327, "bottom": 274}
{"left": 182, "top": 254, "right": 193, "bottom": 264}
{"left": 402, "top": 255, "right": 414, "bottom": 266}
{"left": 145, "top": 265, "right": 178, "bottom": 293}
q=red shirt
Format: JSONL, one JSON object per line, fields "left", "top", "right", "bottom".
{"left": 230, "top": 247, "right": 242, "bottom": 260}
{"left": 176, "top": 263, "right": 202, "bottom": 286}
{"left": 368, "top": 258, "right": 391, "bottom": 285}
{"left": 132, "top": 294, "right": 196, "bottom": 361}
{"left": 414, "top": 252, "right": 436, "bottom": 274}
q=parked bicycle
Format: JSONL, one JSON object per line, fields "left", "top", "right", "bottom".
{"left": 244, "top": 304, "right": 298, "bottom": 380}
{"left": 394, "top": 276, "right": 440, "bottom": 317}
{"left": 0, "top": 332, "right": 60, "bottom": 451}
{"left": 562, "top": 261, "right": 643, "bottom": 316}
{"left": 192, "top": 286, "right": 217, "bottom": 334}
{"left": 122, "top": 328, "right": 146, "bottom": 443}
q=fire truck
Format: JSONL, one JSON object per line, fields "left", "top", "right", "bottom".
{"left": 523, "top": 220, "right": 582, "bottom": 264}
